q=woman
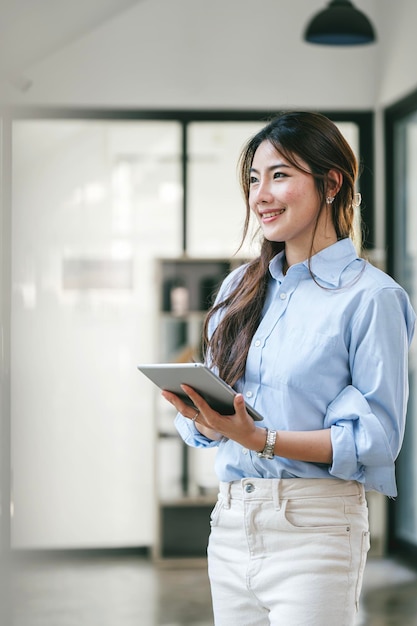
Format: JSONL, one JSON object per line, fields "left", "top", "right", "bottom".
{"left": 162, "top": 111, "right": 416, "bottom": 625}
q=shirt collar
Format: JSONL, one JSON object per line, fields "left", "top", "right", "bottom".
{"left": 269, "top": 238, "right": 360, "bottom": 286}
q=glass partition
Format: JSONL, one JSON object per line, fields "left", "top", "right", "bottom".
{"left": 187, "top": 121, "right": 264, "bottom": 259}
{"left": 11, "top": 119, "right": 182, "bottom": 547}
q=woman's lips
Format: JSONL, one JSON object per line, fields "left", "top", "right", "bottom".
{"left": 260, "top": 208, "right": 286, "bottom": 219}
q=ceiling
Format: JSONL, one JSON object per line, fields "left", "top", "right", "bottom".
{"left": 0, "top": 0, "right": 143, "bottom": 77}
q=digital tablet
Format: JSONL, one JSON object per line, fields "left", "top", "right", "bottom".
{"left": 137, "top": 362, "right": 264, "bottom": 421}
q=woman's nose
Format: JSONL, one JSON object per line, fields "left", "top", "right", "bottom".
{"left": 256, "top": 180, "right": 273, "bottom": 203}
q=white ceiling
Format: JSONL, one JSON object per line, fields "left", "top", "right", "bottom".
{"left": 0, "top": 0, "right": 143, "bottom": 76}
{"left": 0, "top": 0, "right": 388, "bottom": 109}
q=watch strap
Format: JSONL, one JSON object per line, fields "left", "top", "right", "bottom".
{"left": 257, "top": 428, "right": 277, "bottom": 459}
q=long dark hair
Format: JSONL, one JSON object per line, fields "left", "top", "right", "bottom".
{"left": 203, "top": 111, "right": 360, "bottom": 386}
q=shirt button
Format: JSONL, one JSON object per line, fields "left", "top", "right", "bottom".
{"left": 245, "top": 483, "right": 255, "bottom": 493}
{"left": 254, "top": 339, "right": 261, "bottom": 347}
{"left": 245, "top": 391, "right": 253, "bottom": 398}
{"left": 280, "top": 292, "right": 287, "bottom": 300}
{"left": 242, "top": 448, "right": 248, "bottom": 455}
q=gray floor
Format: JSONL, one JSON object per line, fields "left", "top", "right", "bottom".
{"left": 7, "top": 553, "right": 417, "bottom": 626}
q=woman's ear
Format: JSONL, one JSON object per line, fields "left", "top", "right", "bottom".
{"left": 326, "top": 169, "right": 343, "bottom": 196}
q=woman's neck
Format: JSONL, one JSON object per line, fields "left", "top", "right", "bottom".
{"left": 284, "top": 233, "right": 338, "bottom": 270}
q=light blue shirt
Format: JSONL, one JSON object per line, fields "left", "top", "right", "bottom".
{"left": 175, "top": 238, "right": 416, "bottom": 497}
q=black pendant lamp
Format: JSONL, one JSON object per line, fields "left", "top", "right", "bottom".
{"left": 304, "top": 0, "right": 376, "bottom": 46}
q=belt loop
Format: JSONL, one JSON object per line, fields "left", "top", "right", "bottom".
{"left": 223, "top": 482, "right": 231, "bottom": 509}
{"left": 272, "top": 478, "right": 281, "bottom": 510}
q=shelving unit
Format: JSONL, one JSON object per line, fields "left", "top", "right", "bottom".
{"left": 153, "top": 258, "right": 237, "bottom": 561}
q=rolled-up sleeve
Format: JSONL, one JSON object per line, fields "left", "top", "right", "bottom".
{"left": 324, "top": 287, "right": 415, "bottom": 496}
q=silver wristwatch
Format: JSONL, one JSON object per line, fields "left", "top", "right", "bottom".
{"left": 257, "top": 428, "right": 277, "bottom": 459}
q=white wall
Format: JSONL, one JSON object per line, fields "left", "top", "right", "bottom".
{"left": 376, "top": 1, "right": 417, "bottom": 107}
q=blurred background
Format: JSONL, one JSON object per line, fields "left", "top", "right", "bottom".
{"left": 1, "top": 1, "right": 417, "bottom": 624}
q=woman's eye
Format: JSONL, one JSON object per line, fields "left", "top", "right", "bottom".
{"left": 249, "top": 176, "right": 258, "bottom": 184}
{"left": 274, "top": 171, "right": 286, "bottom": 179}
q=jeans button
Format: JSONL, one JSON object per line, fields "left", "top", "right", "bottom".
{"left": 245, "top": 483, "right": 255, "bottom": 493}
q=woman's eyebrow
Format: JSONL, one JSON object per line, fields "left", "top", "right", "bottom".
{"left": 250, "top": 163, "right": 292, "bottom": 174}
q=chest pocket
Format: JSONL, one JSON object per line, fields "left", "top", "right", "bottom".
{"left": 265, "top": 328, "right": 343, "bottom": 392}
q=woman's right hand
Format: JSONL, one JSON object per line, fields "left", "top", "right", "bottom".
{"left": 161, "top": 388, "right": 223, "bottom": 441}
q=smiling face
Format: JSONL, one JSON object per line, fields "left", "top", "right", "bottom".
{"left": 249, "top": 140, "right": 338, "bottom": 265}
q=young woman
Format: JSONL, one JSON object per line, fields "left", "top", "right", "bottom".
{"left": 162, "top": 111, "right": 416, "bottom": 625}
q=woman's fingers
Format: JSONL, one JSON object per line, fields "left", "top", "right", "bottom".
{"left": 161, "top": 386, "right": 208, "bottom": 422}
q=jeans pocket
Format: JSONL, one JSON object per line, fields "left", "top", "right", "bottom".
{"left": 355, "top": 530, "right": 371, "bottom": 610}
{"left": 210, "top": 496, "right": 225, "bottom": 528}
{"left": 282, "top": 497, "right": 352, "bottom": 533}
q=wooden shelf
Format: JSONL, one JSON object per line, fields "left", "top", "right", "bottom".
{"left": 154, "top": 257, "right": 235, "bottom": 561}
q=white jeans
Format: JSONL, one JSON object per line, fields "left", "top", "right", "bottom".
{"left": 207, "top": 478, "right": 370, "bottom": 626}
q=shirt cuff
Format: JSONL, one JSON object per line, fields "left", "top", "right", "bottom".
{"left": 174, "top": 412, "right": 220, "bottom": 448}
{"left": 324, "top": 385, "right": 397, "bottom": 496}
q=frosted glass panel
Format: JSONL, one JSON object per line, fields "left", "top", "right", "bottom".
{"left": 187, "top": 122, "right": 264, "bottom": 258}
{"left": 11, "top": 120, "right": 182, "bottom": 548}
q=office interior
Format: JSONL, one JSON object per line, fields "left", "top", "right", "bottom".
{"left": 2, "top": 0, "right": 417, "bottom": 624}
